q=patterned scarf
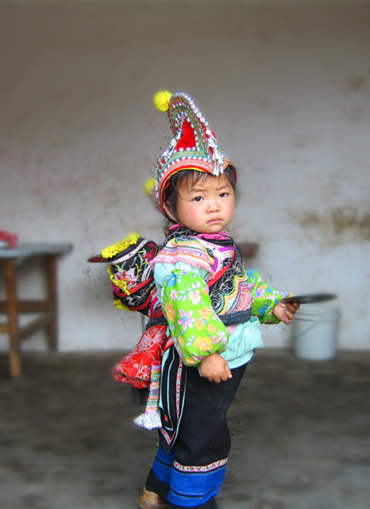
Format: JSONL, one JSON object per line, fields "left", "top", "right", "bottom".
{"left": 167, "top": 225, "right": 244, "bottom": 314}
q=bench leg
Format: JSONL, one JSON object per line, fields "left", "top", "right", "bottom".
{"left": 4, "top": 260, "right": 21, "bottom": 377}
{"left": 46, "top": 255, "right": 58, "bottom": 351}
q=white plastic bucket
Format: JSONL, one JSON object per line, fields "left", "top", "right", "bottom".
{"left": 292, "top": 304, "right": 341, "bottom": 360}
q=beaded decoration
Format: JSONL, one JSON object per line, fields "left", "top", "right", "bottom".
{"left": 152, "top": 90, "right": 236, "bottom": 213}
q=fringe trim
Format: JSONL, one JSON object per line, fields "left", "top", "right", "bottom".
{"left": 134, "top": 361, "right": 162, "bottom": 430}
{"left": 134, "top": 410, "right": 162, "bottom": 430}
{"left": 101, "top": 232, "right": 140, "bottom": 259}
{"left": 107, "top": 266, "right": 130, "bottom": 294}
{"left": 112, "top": 297, "right": 129, "bottom": 310}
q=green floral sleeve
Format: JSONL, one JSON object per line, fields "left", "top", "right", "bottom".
{"left": 161, "top": 269, "right": 229, "bottom": 366}
{"left": 246, "top": 270, "right": 287, "bottom": 324}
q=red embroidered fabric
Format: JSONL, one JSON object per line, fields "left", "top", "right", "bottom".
{"left": 112, "top": 324, "right": 167, "bottom": 388}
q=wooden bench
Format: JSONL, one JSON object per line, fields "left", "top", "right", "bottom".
{"left": 0, "top": 243, "right": 72, "bottom": 377}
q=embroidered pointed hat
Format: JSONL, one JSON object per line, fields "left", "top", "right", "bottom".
{"left": 152, "top": 90, "right": 236, "bottom": 214}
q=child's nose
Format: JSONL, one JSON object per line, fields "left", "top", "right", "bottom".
{"left": 207, "top": 197, "right": 220, "bottom": 211}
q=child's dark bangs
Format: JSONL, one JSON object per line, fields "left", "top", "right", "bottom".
{"left": 178, "top": 170, "right": 210, "bottom": 188}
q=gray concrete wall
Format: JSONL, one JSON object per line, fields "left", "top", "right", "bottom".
{"left": 0, "top": 1, "right": 369, "bottom": 352}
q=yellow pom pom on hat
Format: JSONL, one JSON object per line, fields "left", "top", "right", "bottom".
{"left": 153, "top": 90, "right": 172, "bottom": 112}
{"left": 144, "top": 177, "right": 156, "bottom": 196}
{"left": 151, "top": 89, "right": 236, "bottom": 216}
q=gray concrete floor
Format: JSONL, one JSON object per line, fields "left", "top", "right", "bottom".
{"left": 1, "top": 349, "right": 370, "bottom": 509}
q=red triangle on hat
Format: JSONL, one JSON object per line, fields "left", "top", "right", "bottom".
{"left": 175, "top": 120, "right": 196, "bottom": 151}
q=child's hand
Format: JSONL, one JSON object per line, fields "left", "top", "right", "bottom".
{"left": 200, "top": 353, "right": 232, "bottom": 383}
{"left": 273, "top": 301, "right": 300, "bottom": 324}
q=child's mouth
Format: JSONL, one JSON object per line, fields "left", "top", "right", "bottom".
{"left": 207, "top": 218, "right": 222, "bottom": 224}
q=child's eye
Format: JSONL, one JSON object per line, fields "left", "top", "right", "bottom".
{"left": 192, "top": 196, "right": 203, "bottom": 202}
{"left": 219, "top": 192, "right": 229, "bottom": 198}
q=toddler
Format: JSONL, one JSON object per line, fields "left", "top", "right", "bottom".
{"left": 101, "top": 91, "right": 298, "bottom": 509}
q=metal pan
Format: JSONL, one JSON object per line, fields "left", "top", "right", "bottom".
{"left": 280, "top": 293, "right": 337, "bottom": 305}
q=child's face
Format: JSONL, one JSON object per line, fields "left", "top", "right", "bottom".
{"left": 172, "top": 173, "right": 235, "bottom": 234}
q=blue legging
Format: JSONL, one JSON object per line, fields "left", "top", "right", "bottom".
{"left": 149, "top": 445, "right": 224, "bottom": 508}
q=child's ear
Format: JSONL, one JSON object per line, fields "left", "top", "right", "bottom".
{"left": 163, "top": 202, "right": 177, "bottom": 222}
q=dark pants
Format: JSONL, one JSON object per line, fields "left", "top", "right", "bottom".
{"left": 146, "top": 363, "right": 247, "bottom": 508}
